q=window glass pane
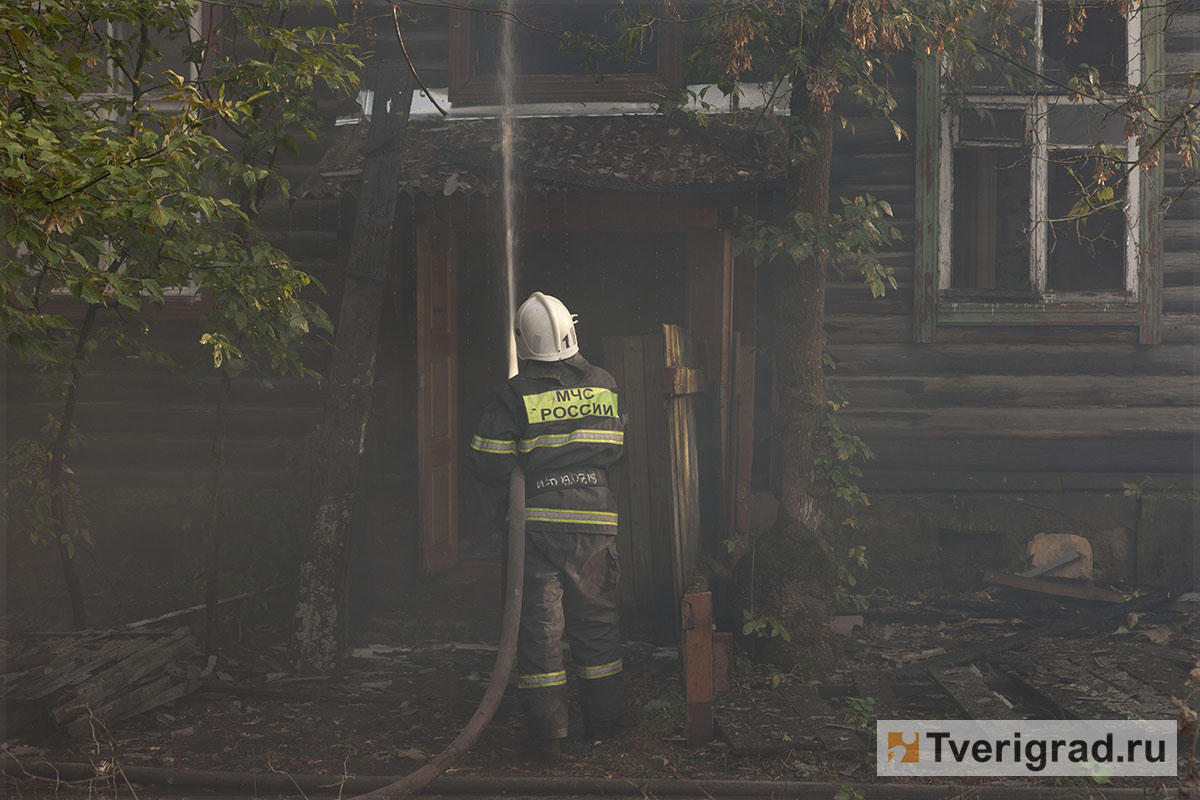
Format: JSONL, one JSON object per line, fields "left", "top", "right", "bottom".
{"left": 1042, "top": 1, "right": 1127, "bottom": 88}
{"left": 965, "top": 1, "right": 1037, "bottom": 92}
{"left": 470, "top": 2, "right": 657, "bottom": 78}
{"left": 959, "top": 108, "right": 1027, "bottom": 144}
{"left": 951, "top": 148, "right": 1032, "bottom": 291}
{"left": 1048, "top": 102, "right": 1127, "bottom": 145}
{"left": 1046, "top": 152, "right": 1125, "bottom": 291}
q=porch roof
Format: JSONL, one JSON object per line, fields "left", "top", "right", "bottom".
{"left": 302, "top": 113, "right": 785, "bottom": 199}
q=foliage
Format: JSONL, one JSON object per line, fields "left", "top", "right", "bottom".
{"left": 814, "top": 393, "right": 874, "bottom": 508}
{"left": 841, "top": 694, "right": 876, "bottom": 730}
{"left": 835, "top": 544, "right": 871, "bottom": 612}
{"left": 193, "top": 0, "right": 357, "bottom": 380}
{"left": 1, "top": 0, "right": 359, "bottom": 610}
{"left": 2, "top": 0, "right": 359, "bottom": 378}
{"left": 4, "top": 421, "right": 89, "bottom": 553}
{"left": 640, "top": 688, "right": 685, "bottom": 735}
{"left": 742, "top": 608, "right": 791, "bottom": 643}
{"left": 734, "top": 194, "right": 900, "bottom": 299}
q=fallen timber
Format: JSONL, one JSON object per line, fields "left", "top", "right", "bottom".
{"left": 893, "top": 587, "right": 1173, "bottom": 678}
{"left": 3, "top": 626, "right": 200, "bottom": 740}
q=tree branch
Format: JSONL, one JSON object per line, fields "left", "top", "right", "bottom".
{"left": 392, "top": 4, "right": 447, "bottom": 116}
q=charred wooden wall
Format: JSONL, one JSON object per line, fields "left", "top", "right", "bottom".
{"left": 3, "top": 1, "right": 397, "bottom": 627}
{"left": 822, "top": 24, "right": 1199, "bottom": 593}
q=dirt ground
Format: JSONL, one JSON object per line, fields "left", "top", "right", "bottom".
{"left": 2, "top": 555, "right": 1195, "bottom": 798}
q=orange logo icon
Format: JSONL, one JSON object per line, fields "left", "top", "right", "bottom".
{"left": 887, "top": 731, "right": 920, "bottom": 763}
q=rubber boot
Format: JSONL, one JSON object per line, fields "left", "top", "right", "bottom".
{"left": 578, "top": 673, "right": 632, "bottom": 741}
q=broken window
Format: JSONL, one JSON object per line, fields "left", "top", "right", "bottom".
{"left": 940, "top": 0, "right": 1143, "bottom": 301}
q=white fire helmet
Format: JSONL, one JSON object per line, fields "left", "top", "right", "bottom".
{"left": 514, "top": 292, "right": 579, "bottom": 362}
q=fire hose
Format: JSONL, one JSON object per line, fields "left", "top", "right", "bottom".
{"left": 353, "top": 467, "right": 526, "bottom": 798}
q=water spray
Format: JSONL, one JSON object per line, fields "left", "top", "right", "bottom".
{"left": 352, "top": 9, "right": 526, "bottom": 797}
{"left": 501, "top": 0, "right": 519, "bottom": 378}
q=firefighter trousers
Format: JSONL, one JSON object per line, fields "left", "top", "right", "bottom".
{"left": 516, "top": 529, "right": 624, "bottom": 741}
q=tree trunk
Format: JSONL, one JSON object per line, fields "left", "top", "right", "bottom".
{"left": 738, "top": 59, "right": 839, "bottom": 671}
{"left": 289, "top": 63, "right": 414, "bottom": 675}
{"left": 205, "top": 369, "right": 231, "bottom": 655}
{"left": 49, "top": 304, "right": 99, "bottom": 629}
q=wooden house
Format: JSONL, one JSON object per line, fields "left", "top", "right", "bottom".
{"left": 6, "top": 0, "right": 1196, "bottom": 633}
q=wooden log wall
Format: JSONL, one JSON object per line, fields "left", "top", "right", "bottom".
{"left": 822, "top": 28, "right": 1199, "bottom": 591}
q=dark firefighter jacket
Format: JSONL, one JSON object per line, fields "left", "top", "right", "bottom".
{"left": 465, "top": 354, "right": 624, "bottom": 534}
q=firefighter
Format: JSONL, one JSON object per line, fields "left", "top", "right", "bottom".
{"left": 465, "top": 291, "right": 630, "bottom": 764}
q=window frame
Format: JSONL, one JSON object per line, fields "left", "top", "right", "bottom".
{"left": 79, "top": 4, "right": 207, "bottom": 112}
{"left": 914, "top": 0, "right": 1165, "bottom": 342}
{"left": 447, "top": 3, "right": 683, "bottom": 105}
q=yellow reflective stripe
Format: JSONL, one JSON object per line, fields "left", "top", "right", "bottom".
{"left": 576, "top": 659, "right": 623, "bottom": 680}
{"left": 522, "top": 387, "right": 619, "bottom": 424}
{"left": 519, "top": 429, "right": 623, "bottom": 453}
{"left": 525, "top": 507, "right": 618, "bottom": 518}
{"left": 525, "top": 516, "right": 618, "bottom": 528}
{"left": 526, "top": 507, "right": 617, "bottom": 523}
{"left": 470, "top": 435, "right": 516, "bottom": 454}
{"left": 518, "top": 670, "right": 567, "bottom": 689}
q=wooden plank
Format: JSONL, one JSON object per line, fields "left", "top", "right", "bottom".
{"left": 682, "top": 592, "right": 714, "bottom": 746}
{"left": 842, "top": 407, "right": 1198, "bottom": 440}
{"left": 1104, "top": 643, "right": 1190, "bottom": 701}
{"left": 665, "top": 327, "right": 688, "bottom": 607}
{"left": 1140, "top": 0, "right": 1166, "bottom": 344}
{"left": 58, "top": 629, "right": 190, "bottom": 705}
{"left": 980, "top": 571, "right": 1128, "bottom": 603}
{"left": 729, "top": 341, "right": 756, "bottom": 535}
{"left": 861, "top": 470, "right": 1196, "bottom": 493}
{"left": 63, "top": 674, "right": 190, "bottom": 740}
{"left": 865, "top": 437, "right": 1195, "bottom": 474}
{"left": 824, "top": 342, "right": 1197, "bottom": 377}
{"left": 828, "top": 374, "right": 1200, "bottom": 409}
{"left": 663, "top": 366, "right": 705, "bottom": 396}
{"left": 602, "top": 337, "right": 635, "bottom": 617}
{"left": 680, "top": 392, "right": 702, "bottom": 596}
{"left": 126, "top": 584, "right": 291, "bottom": 629}
{"left": 851, "top": 669, "right": 900, "bottom": 720}
{"left": 913, "top": 54, "right": 940, "bottom": 343}
{"left": 930, "top": 666, "right": 1014, "bottom": 720}
{"left": 937, "top": 303, "right": 1140, "bottom": 326}
{"left": 619, "top": 336, "right": 656, "bottom": 619}
{"left": 641, "top": 332, "right": 675, "bottom": 633}
{"left": 663, "top": 325, "right": 704, "bottom": 610}
{"left": 417, "top": 216, "right": 459, "bottom": 575}
{"left": 1084, "top": 660, "right": 1177, "bottom": 721}
{"left": 998, "top": 657, "right": 1144, "bottom": 720}
{"left": 893, "top": 588, "right": 1173, "bottom": 677}
{"left": 683, "top": 229, "right": 734, "bottom": 499}
{"left": 15, "top": 637, "right": 152, "bottom": 701}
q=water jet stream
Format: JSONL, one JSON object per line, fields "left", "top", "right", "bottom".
{"left": 500, "top": 1, "right": 519, "bottom": 379}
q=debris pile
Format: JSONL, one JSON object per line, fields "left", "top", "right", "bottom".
{"left": 3, "top": 626, "right": 201, "bottom": 740}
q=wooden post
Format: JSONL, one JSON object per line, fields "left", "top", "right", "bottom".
{"left": 681, "top": 591, "right": 714, "bottom": 745}
{"left": 290, "top": 62, "right": 414, "bottom": 675}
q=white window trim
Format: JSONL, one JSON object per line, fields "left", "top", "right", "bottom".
{"left": 79, "top": 3, "right": 204, "bottom": 112}
{"left": 937, "top": 0, "right": 1144, "bottom": 303}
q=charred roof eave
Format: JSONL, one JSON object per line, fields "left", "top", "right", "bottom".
{"left": 301, "top": 114, "right": 787, "bottom": 200}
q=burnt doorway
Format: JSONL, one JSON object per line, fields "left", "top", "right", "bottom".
{"left": 455, "top": 230, "right": 687, "bottom": 553}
